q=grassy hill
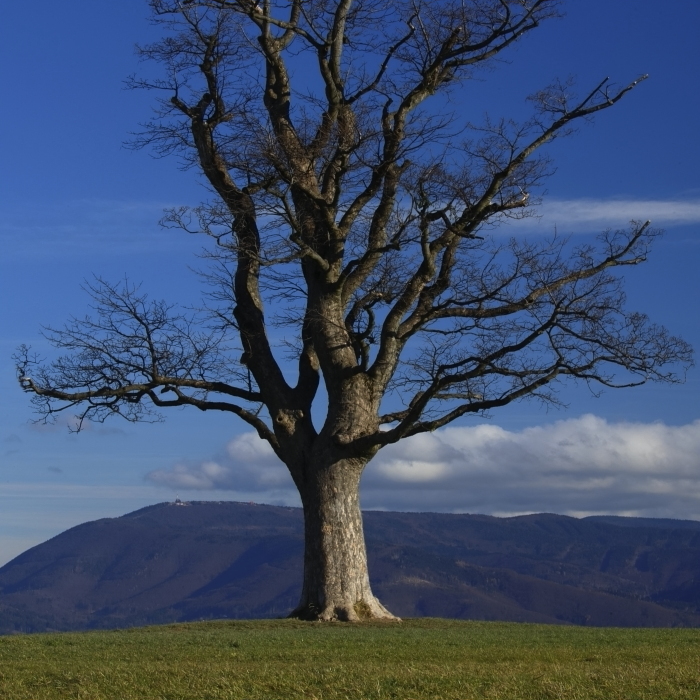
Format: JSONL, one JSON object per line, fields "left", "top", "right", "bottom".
{"left": 1, "top": 619, "right": 699, "bottom": 699}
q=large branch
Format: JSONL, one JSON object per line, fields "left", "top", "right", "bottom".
{"left": 404, "top": 221, "right": 652, "bottom": 332}
{"left": 331, "top": 4, "right": 558, "bottom": 296}
{"left": 375, "top": 365, "right": 563, "bottom": 445}
{"left": 171, "top": 50, "right": 293, "bottom": 407}
{"left": 367, "top": 230, "right": 691, "bottom": 445}
{"left": 17, "top": 358, "right": 274, "bottom": 440}
{"left": 367, "top": 77, "right": 648, "bottom": 391}
{"left": 322, "top": 4, "right": 558, "bottom": 305}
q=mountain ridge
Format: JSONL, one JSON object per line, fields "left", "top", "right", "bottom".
{"left": 1, "top": 501, "right": 699, "bottom": 634}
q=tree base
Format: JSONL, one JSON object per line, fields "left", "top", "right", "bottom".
{"left": 289, "top": 597, "right": 401, "bottom": 622}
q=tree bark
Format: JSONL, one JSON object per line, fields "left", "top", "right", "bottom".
{"left": 290, "top": 456, "right": 398, "bottom": 621}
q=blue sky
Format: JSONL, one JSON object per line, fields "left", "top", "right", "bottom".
{"left": 1, "top": 0, "right": 699, "bottom": 565}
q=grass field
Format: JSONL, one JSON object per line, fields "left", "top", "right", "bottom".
{"left": 0, "top": 618, "right": 699, "bottom": 699}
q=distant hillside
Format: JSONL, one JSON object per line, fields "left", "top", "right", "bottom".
{"left": 584, "top": 515, "right": 700, "bottom": 531}
{"left": 1, "top": 502, "right": 700, "bottom": 634}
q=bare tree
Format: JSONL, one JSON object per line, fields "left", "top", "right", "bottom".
{"left": 17, "top": 0, "right": 692, "bottom": 621}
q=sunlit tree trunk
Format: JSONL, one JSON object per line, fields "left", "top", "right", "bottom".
{"left": 291, "top": 455, "right": 397, "bottom": 621}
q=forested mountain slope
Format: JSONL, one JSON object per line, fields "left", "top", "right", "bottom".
{"left": 1, "top": 502, "right": 699, "bottom": 633}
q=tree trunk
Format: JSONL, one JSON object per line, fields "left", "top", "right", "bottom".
{"left": 290, "top": 456, "right": 399, "bottom": 621}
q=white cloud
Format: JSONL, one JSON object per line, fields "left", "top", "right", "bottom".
{"left": 509, "top": 198, "right": 700, "bottom": 233}
{"left": 147, "top": 432, "right": 294, "bottom": 495}
{"left": 362, "top": 416, "right": 700, "bottom": 517}
{"left": 146, "top": 415, "right": 700, "bottom": 521}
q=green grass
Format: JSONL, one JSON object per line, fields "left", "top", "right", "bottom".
{"left": 1, "top": 619, "right": 699, "bottom": 699}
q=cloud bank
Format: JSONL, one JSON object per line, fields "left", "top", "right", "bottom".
{"left": 147, "top": 415, "right": 700, "bottom": 520}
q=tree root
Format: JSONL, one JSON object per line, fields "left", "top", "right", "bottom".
{"left": 289, "top": 597, "right": 401, "bottom": 622}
